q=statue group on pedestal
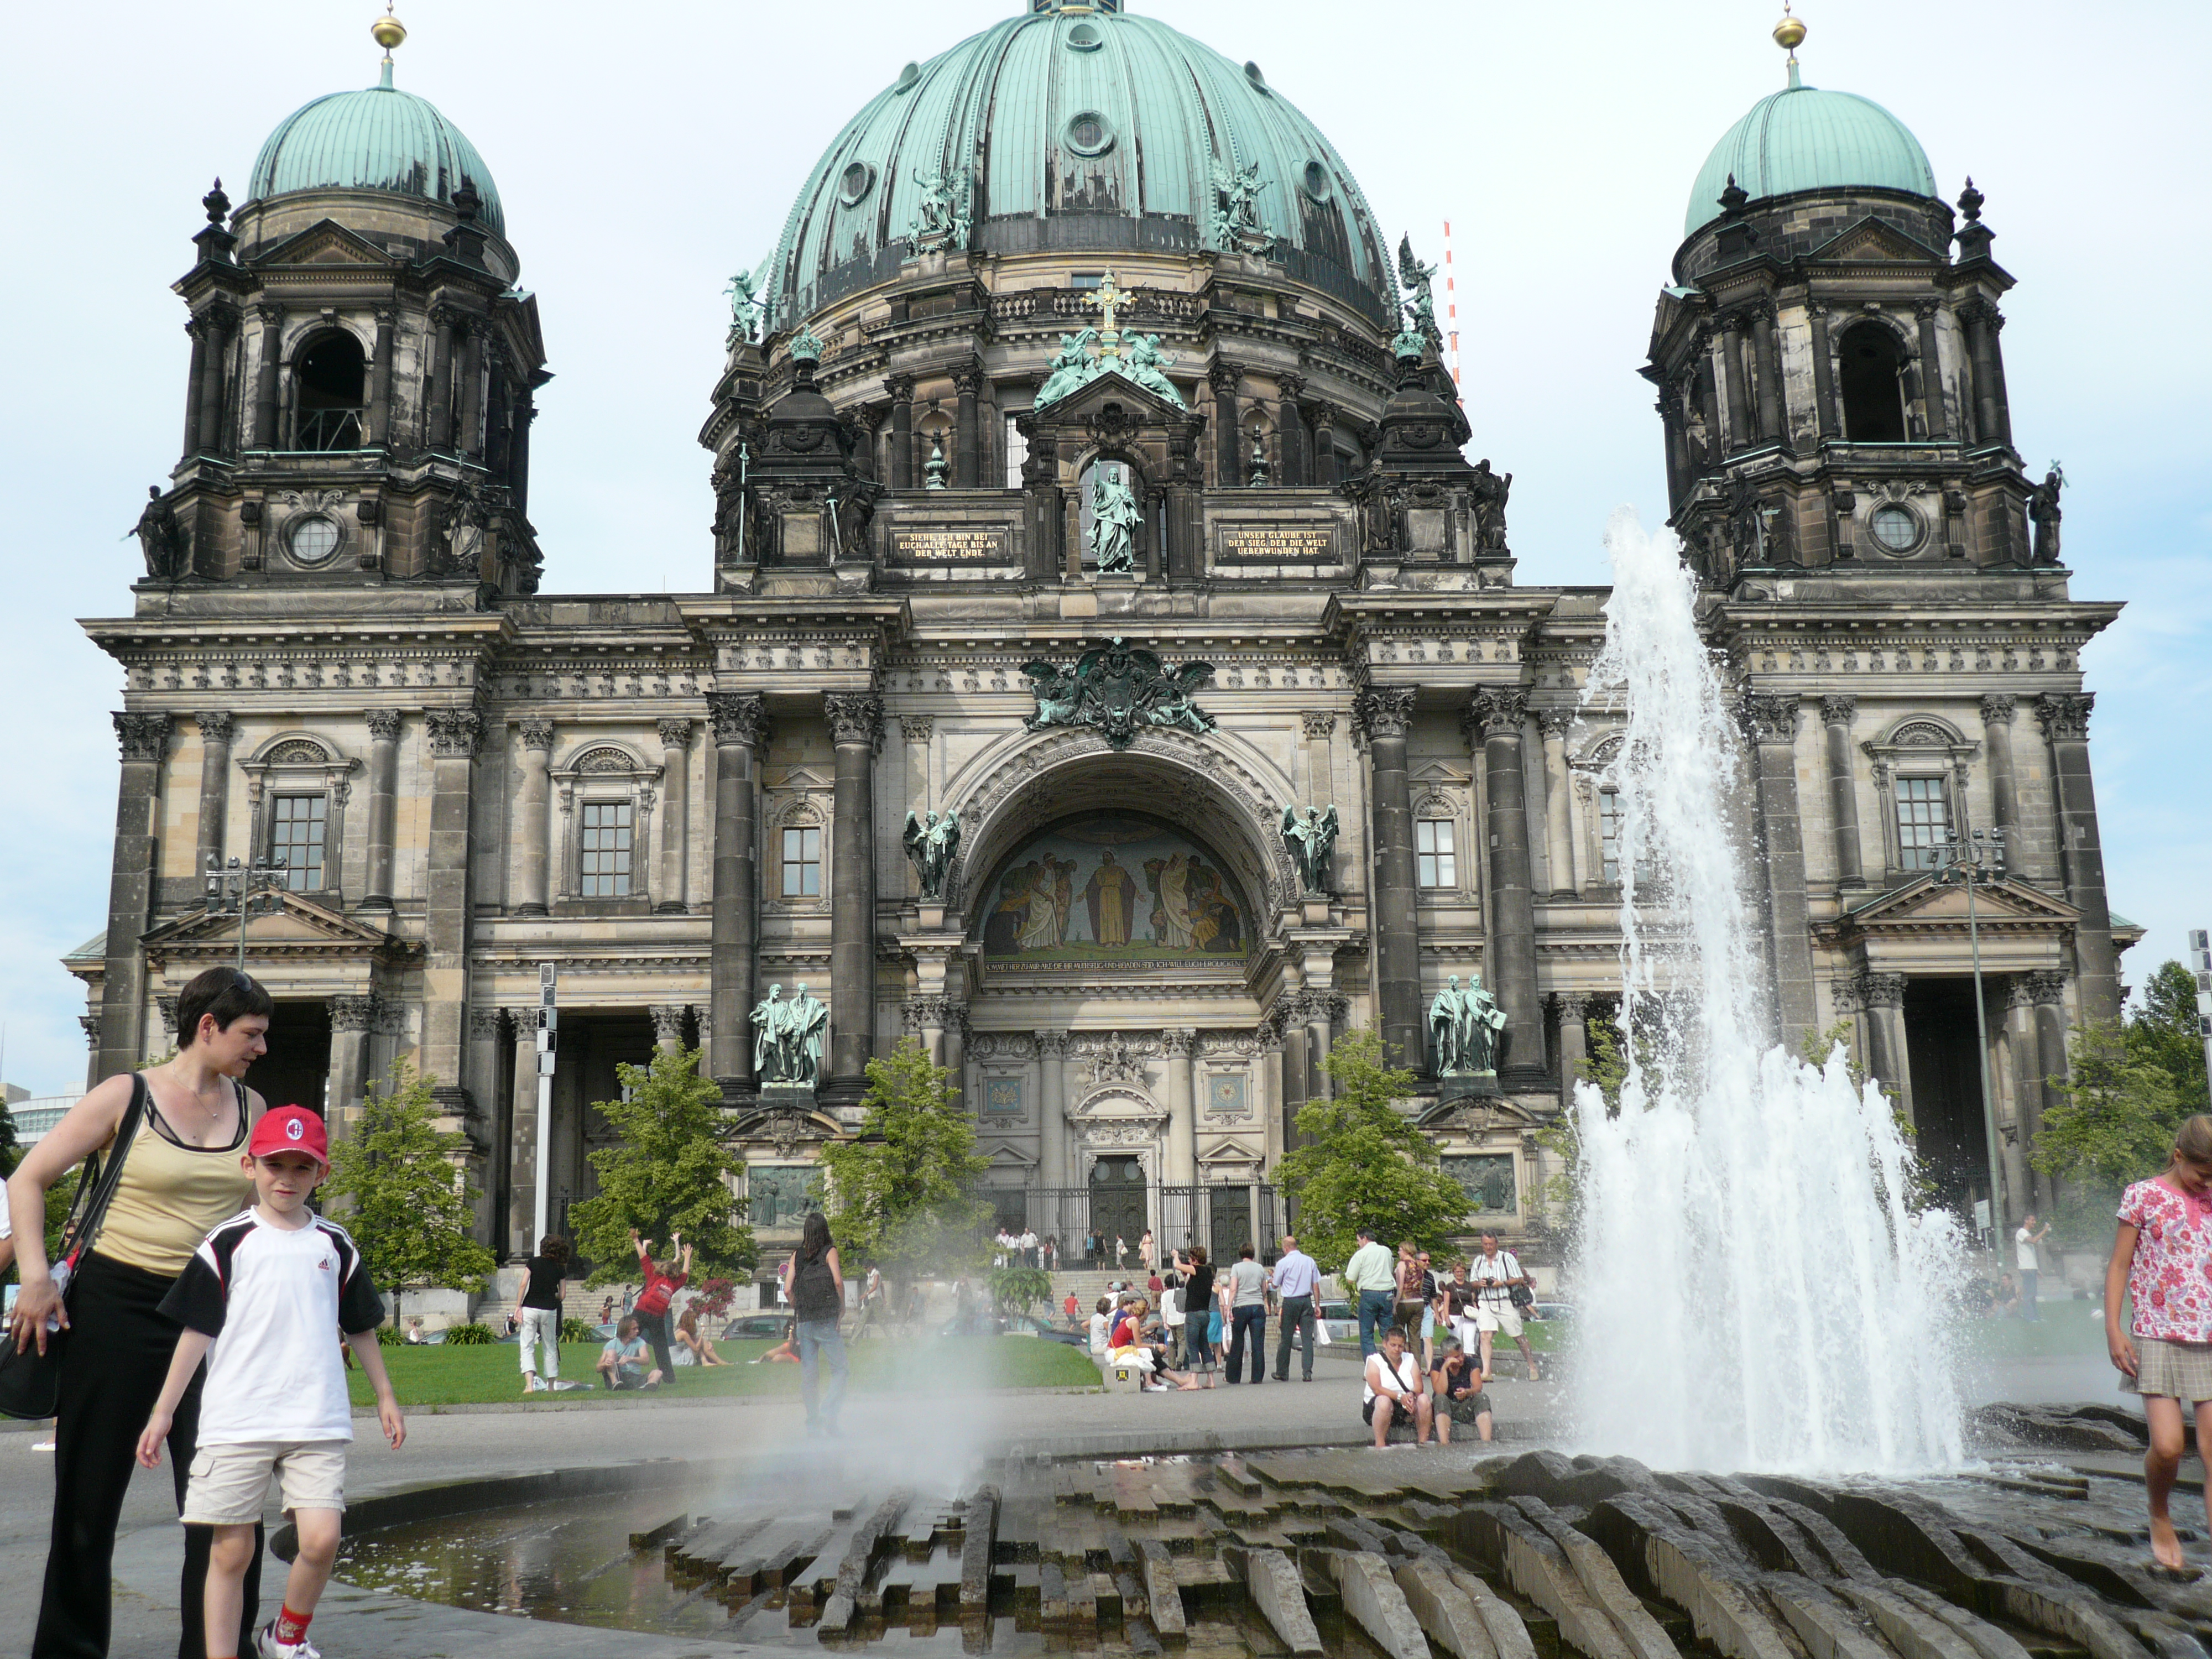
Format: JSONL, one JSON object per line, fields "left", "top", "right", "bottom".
{"left": 1280, "top": 804, "right": 1339, "bottom": 896}
{"left": 902, "top": 808, "right": 962, "bottom": 899}
{"left": 752, "top": 981, "right": 828, "bottom": 1088}
{"left": 1429, "top": 972, "right": 1506, "bottom": 1077}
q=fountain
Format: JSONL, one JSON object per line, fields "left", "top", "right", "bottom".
{"left": 1567, "top": 510, "right": 1968, "bottom": 1474}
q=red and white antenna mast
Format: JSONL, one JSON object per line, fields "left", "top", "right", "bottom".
{"left": 1442, "top": 218, "right": 1464, "bottom": 408}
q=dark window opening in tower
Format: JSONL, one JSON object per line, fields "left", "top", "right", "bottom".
{"left": 295, "top": 332, "right": 367, "bottom": 451}
{"left": 1836, "top": 322, "right": 1909, "bottom": 444}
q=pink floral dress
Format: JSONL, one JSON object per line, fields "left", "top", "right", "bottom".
{"left": 2119, "top": 1178, "right": 2212, "bottom": 1344}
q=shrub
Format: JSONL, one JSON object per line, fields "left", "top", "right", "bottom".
{"left": 692, "top": 1276, "right": 737, "bottom": 1319}
{"left": 373, "top": 1324, "right": 403, "bottom": 1348}
{"left": 560, "top": 1317, "right": 596, "bottom": 1343}
{"left": 442, "top": 1322, "right": 495, "bottom": 1345}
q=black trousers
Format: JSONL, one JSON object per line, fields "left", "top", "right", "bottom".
{"left": 635, "top": 1307, "right": 675, "bottom": 1378}
{"left": 34, "top": 1251, "right": 262, "bottom": 1659}
{"left": 1274, "top": 1295, "right": 1317, "bottom": 1380}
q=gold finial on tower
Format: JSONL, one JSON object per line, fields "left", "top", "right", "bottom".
{"left": 1773, "top": 2, "right": 1806, "bottom": 86}
{"left": 372, "top": 4, "right": 407, "bottom": 56}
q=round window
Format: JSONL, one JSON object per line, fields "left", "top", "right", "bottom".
{"left": 838, "top": 161, "right": 875, "bottom": 206}
{"left": 1301, "top": 160, "right": 1332, "bottom": 202}
{"left": 1869, "top": 504, "right": 1920, "bottom": 553}
{"left": 1065, "top": 21, "right": 1101, "bottom": 50}
{"left": 892, "top": 61, "right": 920, "bottom": 95}
{"left": 288, "top": 515, "right": 340, "bottom": 566}
{"left": 1064, "top": 111, "right": 1114, "bottom": 157}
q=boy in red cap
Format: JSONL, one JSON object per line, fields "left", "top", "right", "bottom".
{"left": 135, "top": 1106, "right": 404, "bottom": 1659}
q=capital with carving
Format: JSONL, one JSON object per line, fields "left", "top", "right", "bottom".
{"left": 900, "top": 715, "right": 935, "bottom": 744}
{"left": 78, "top": 1012, "right": 100, "bottom": 1049}
{"left": 883, "top": 373, "right": 916, "bottom": 403}
{"left": 2034, "top": 692, "right": 2092, "bottom": 741}
{"left": 155, "top": 995, "right": 179, "bottom": 1036}
{"left": 1979, "top": 693, "right": 2017, "bottom": 727}
{"left": 1552, "top": 991, "right": 1594, "bottom": 1020}
{"left": 2022, "top": 970, "right": 2069, "bottom": 1007}
{"left": 1161, "top": 1028, "right": 1197, "bottom": 1058}
{"left": 113, "top": 712, "right": 171, "bottom": 763}
{"left": 364, "top": 709, "right": 403, "bottom": 743}
{"left": 1277, "top": 372, "right": 1307, "bottom": 403}
{"left": 1300, "top": 711, "right": 1338, "bottom": 740}
{"left": 1739, "top": 692, "right": 1801, "bottom": 745}
{"left": 656, "top": 717, "right": 694, "bottom": 749}
{"left": 952, "top": 361, "right": 983, "bottom": 396}
{"left": 1355, "top": 686, "right": 1417, "bottom": 741}
{"left": 1538, "top": 708, "right": 1576, "bottom": 742}
{"left": 1819, "top": 694, "right": 1857, "bottom": 728}
{"left": 1208, "top": 360, "right": 1241, "bottom": 395}
{"left": 1467, "top": 686, "right": 1530, "bottom": 744}
{"left": 469, "top": 1007, "right": 507, "bottom": 1041}
{"left": 1856, "top": 972, "right": 1907, "bottom": 1010}
{"left": 1255, "top": 1020, "right": 1284, "bottom": 1053}
{"left": 706, "top": 691, "right": 768, "bottom": 749}
{"left": 195, "top": 711, "right": 237, "bottom": 747}
{"left": 330, "top": 993, "right": 382, "bottom": 1032}
{"left": 518, "top": 717, "right": 556, "bottom": 752}
{"left": 825, "top": 692, "right": 883, "bottom": 750}
{"left": 425, "top": 706, "right": 485, "bottom": 758}
{"left": 255, "top": 301, "right": 285, "bottom": 330}
{"left": 649, "top": 1005, "right": 690, "bottom": 1045}
{"left": 1035, "top": 1030, "right": 1073, "bottom": 1060}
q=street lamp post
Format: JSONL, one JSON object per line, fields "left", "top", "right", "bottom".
{"left": 1935, "top": 822, "right": 2007, "bottom": 1248}
{"left": 204, "top": 853, "right": 288, "bottom": 974}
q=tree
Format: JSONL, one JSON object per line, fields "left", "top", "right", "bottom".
{"left": 322, "top": 1061, "right": 496, "bottom": 1295}
{"left": 570, "top": 1046, "right": 755, "bottom": 1288}
{"left": 2032, "top": 1020, "right": 2185, "bottom": 1198}
{"left": 1274, "top": 1028, "right": 1470, "bottom": 1272}
{"left": 2132, "top": 961, "right": 2210, "bottom": 1114}
{"left": 816, "top": 1038, "right": 989, "bottom": 1294}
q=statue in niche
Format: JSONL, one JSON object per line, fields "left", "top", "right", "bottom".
{"left": 1120, "top": 333, "right": 1186, "bottom": 407}
{"left": 1470, "top": 459, "right": 1513, "bottom": 555}
{"left": 901, "top": 808, "right": 962, "bottom": 899}
{"left": 1428, "top": 972, "right": 1506, "bottom": 1077}
{"left": 129, "top": 486, "right": 189, "bottom": 580}
{"left": 2029, "top": 462, "right": 2064, "bottom": 565}
{"left": 752, "top": 981, "right": 828, "bottom": 1088}
{"left": 1035, "top": 328, "right": 1100, "bottom": 409}
{"left": 1280, "top": 804, "right": 1340, "bottom": 896}
{"left": 1087, "top": 465, "right": 1140, "bottom": 573}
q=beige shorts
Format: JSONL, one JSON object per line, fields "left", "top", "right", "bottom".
{"left": 182, "top": 1441, "right": 348, "bottom": 1526}
{"left": 1474, "top": 1302, "right": 1524, "bottom": 1339}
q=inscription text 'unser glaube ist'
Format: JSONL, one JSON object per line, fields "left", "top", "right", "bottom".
{"left": 1218, "top": 526, "right": 1332, "bottom": 560}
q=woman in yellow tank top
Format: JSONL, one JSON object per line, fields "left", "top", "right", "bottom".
{"left": 6, "top": 966, "right": 272, "bottom": 1659}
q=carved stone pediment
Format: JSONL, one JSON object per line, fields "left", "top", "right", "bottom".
{"left": 1068, "top": 1083, "right": 1168, "bottom": 1140}
{"left": 142, "top": 891, "right": 414, "bottom": 972}
{"left": 255, "top": 218, "right": 400, "bottom": 269}
{"left": 1806, "top": 215, "right": 1947, "bottom": 266}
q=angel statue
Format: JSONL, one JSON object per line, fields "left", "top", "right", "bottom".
{"left": 1396, "top": 233, "right": 1438, "bottom": 338}
{"left": 723, "top": 257, "right": 770, "bottom": 344}
{"left": 1210, "top": 158, "right": 1264, "bottom": 246}
{"left": 1020, "top": 659, "right": 1083, "bottom": 731}
{"left": 902, "top": 808, "right": 962, "bottom": 900}
{"left": 1142, "top": 661, "right": 1217, "bottom": 737}
{"left": 1122, "top": 333, "right": 1186, "bottom": 408}
{"left": 1035, "top": 328, "right": 1100, "bottom": 409}
{"left": 1280, "top": 804, "right": 1340, "bottom": 896}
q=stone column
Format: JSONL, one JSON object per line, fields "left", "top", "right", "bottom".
{"left": 2036, "top": 693, "right": 2118, "bottom": 1022}
{"left": 426, "top": 306, "right": 457, "bottom": 451}
{"left": 1537, "top": 711, "right": 1576, "bottom": 900}
{"left": 1210, "top": 361, "right": 1241, "bottom": 489}
{"left": 1164, "top": 1029, "right": 1197, "bottom": 1187}
{"left": 513, "top": 718, "right": 553, "bottom": 916}
{"left": 655, "top": 718, "right": 692, "bottom": 914}
{"left": 1913, "top": 300, "right": 1949, "bottom": 440}
{"left": 456, "top": 322, "right": 484, "bottom": 458}
{"left": 195, "top": 306, "right": 234, "bottom": 457}
{"left": 511, "top": 394, "right": 536, "bottom": 513}
{"left": 193, "top": 711, "right": 234, "bottom": 875}
{"left": 1962, "top": 301, "right": 2007, "bottom": 447}
{"left": 942, "top": 1005, "right": 967, "bottom": 1099}
{"left": 1304, "top": 992, "right": 1340, "bottom": 1105}
{"left": 467, "top": 1007, "right": 504, "bottom": 1162}
{"left": 1857, "top": 973, "right": 1913, "bottom": 1126}
{"left": 2021, "top": 972, "right": 2070, "bottom": 1212}
{"left": 508, "top": 1014, "right": 540, "bottom": 1257}
{"left": 904, "top": 998, "right": 947, "bottom": 1067}
{"left": 367, "top": 307, "right": 395, "bottom": 446}
{"left": 1038, "top": 1032, "right": 1070, "bottom": 1190}
{"left": 326, "top": 994, "right": 379, "bottom": 1151}
{"left": 885, "top": 374, "right": 915, "bottom": 491}
{"left": 1255, "top": 1021, "right": 1285, "bottom": 1166}
{"left": 180, "top": 316, "right": 209, "bottom": 459}
{"left": 1741, "top": 693, "right": 1818, "bottom": 1049}
{"left": 1819, "top": 695, "right": 1865, "bottom": 889}
{"left": 362, "top": 709, "right": 401, "bottom": 910}
{"left": 1468, "top": 688, "right": 1541, "bottom": 1070}
{"left": 97, "top": 714, "right": 169, "bottom": 1081}
{"left": 707, "top": 692, "right": 766, "bottom": 1093}
{"left": 1980, "top": 693, "right": 2020, "bottom": 841}
{"left": 825, "top": 693, "right": 883, "bottom": 1096}
{"left": 1276, "top": 375, "right": 1307, "bottom": 486}
{"left": 1311, "top": 405, "right": 1338, "bottom": 487}
{"left": 1718, "top": 316, "right": 1752, "bottom": 452}
{"left": 1750, "top": 301, "right": 1784, "bottom": 444}
{"left": 1807, "top": 303, "right": 1838, "bottom": 442}
{"left": 953, "top": 361, "right": 982, "bottom": 489}
{"left": 651, "top": 1005, "right": 688, "bottom": 1055}
{"left": 1553, "top": 993, "right": 1591, "bottom": 1112}
{"left": 1984, "top": 308, "right": 2014, "bottom": 446}
{"left": 421, "top": 706, "right": 484, "bottom": 1115}
{"left": 250, "top": 304, "right": 284, "bottom": 449}
{"left": 899, "top": 716, "right": 933, "bottom": 895}
{"left": 1358, "top": 686, "right": 1423, "bottom": 1071}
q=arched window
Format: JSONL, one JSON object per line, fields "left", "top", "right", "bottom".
{"left": 294, "top": 332, "right": 366, "bottom": 451}
{"left": 1835, "top": 321, "right": 1908, "bottom": 444}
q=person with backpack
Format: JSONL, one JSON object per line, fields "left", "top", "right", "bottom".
{"left": 781, "top": 1212, "right": 848, "bottom": 1436}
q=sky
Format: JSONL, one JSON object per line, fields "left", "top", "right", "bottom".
{"left": 0, "top": 2, "right": 2205, "bottom": 1097}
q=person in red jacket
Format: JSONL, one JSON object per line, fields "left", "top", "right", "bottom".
{"left": 629, "top": 1229, "right": 691, "bottom": 1383}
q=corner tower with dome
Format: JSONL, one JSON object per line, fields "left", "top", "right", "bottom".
{"left": 75, "top": 4, "right": 2127, "bottom": 1287}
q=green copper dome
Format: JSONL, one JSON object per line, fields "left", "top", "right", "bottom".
{"left": 769, "top": 3, "right": 1392, "bottom": 325}
{"left": 246, "top": 71, "right": 503, "bottom": 234}
{"left": 1686, "top": 82, "right": 1936, "bottom": 237}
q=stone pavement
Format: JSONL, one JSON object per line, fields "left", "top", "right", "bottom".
{"left": 0, "top": 1365, "right": 1564, "bottom": 1658}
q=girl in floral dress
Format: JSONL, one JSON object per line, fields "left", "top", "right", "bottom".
{"left": 2107, "top": 1115, "right": 2212, "bottom": 1572}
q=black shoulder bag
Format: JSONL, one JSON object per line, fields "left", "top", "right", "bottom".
{"left": 0, "top": 1075, "right": 150, "bottom": 1420}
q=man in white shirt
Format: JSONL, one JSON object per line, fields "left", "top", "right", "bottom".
{"left": 1269, "top": 1234, "right": 1321, "bottom": 1382}
{"left": 1469, "top": 1230, "right": 1540, "bottom": 1382}
{"left": 1363, "top": 1327, "right": 1431, "bottom": 1448}
{"left": 1018, "top": 1228, "right": 1039, "bottom": 1269}
{"left": 2014, "top": 1212, "right": 2051, "bottom": 1322}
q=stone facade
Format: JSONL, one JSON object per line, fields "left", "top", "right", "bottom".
{"left": 72, "top": 8, "right": 2130, "bottom": 1267}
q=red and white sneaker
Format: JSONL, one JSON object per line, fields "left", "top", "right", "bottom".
{"left": 254, "top": 1621, "right": 321, "bottom": 1659}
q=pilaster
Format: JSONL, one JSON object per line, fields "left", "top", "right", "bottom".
{"left": 707, "top": 692, "right": 767, "bottom": 1094}
{"left": 98, "top": 713, "right": 170, "bottom": 1081}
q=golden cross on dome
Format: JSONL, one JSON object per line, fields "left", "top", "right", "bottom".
{"left": 1085, "top": 269, "right": 1125, "bottom": 357}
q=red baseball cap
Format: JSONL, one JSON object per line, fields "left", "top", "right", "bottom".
{"left": 249, "top": 1106, "right": 330, "bottom": 1171}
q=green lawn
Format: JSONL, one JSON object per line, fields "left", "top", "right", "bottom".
{"left": 349, "top": 1334, "right": 1099, "bottom": 1409}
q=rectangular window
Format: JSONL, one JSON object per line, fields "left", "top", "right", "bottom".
{"left": 579, "top": 801, "right": 633, "bottom": 896}
{"left": 1442, "top": 1154, "right": 1518, "bottom": 1217}
{"left": 268, "top": 794, "right": 326, "bottom": 891}
{"left": 1004, "top": 413, "right": 1029, "bottom": 488}
{"left": 1416, "top": 819, "right": 1457, "bottom": 888}
{"left": 1895, "top": 776, "right": 1951, "bottom": 871}
{"left": 1599, "top": 789, "right": 1623, "bottom": 884}
{"left": 781, "top": 825, "right": 822, "bottom": 898}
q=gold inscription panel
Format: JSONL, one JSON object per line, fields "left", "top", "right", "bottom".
{"left": 893, "top": 528, "right": 1009, "bottom": 561}
{"left": 1216, "top": 525, "right": 1337, "bottom": 562}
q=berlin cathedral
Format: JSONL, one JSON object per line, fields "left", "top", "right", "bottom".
{"left": 79, "top": 0, "right": 2129, "bottom": 1276}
